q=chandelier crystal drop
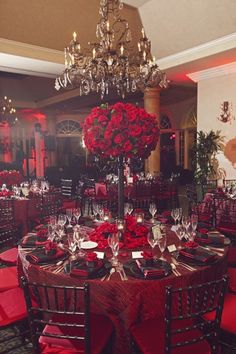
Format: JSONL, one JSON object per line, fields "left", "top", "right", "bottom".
{"left": 55, "top": 0, "right": 169, "bottom": 99}
{"left": 0, "top": 96, "right": 18, "bottom": 126}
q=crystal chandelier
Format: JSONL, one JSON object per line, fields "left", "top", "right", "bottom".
{"left": 55, "top": 0, "right": 169, "bottom": 99}
{"left": 0, "top": 96, "right": 18, "bottom": 126}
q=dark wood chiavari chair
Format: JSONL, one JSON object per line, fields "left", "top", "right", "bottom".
{"left": 21, "top": 277, "right": 113, "bottom": 354}
{"left": 0, "top": 199, "right": 22, "bottom": 265}
{"left": 131, "top": 276, "right": 228, "bottom": 354}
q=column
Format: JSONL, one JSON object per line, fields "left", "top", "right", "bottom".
{"left": 184, "top": 129, "right": 189, "bottom": 169}
{"left": 175, "top": 130, "right": 180, "bottom": 166}
{"left": 144, "top": 87, "right": 161, "bottom": 174}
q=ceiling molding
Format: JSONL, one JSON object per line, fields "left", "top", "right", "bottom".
{"left": 157, "top": 32, "right": 236, "bottom": 70}
{"left": 187, "top": 61, "right": 236, "bottom": 82}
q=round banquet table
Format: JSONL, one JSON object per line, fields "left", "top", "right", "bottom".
{"left": 18, "top": 230, "right": 228, "bottom": 354}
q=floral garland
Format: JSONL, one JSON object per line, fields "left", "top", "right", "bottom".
{"left": 89, "top": 215, "right": 149, "bottom": 249}
{"left": 83, "top": 102, "right": 159, "bottom": 158}
{"left": 0, "top": 170, "right": 23, "bottom": 187}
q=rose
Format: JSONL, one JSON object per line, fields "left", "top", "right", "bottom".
{"left": 141, "top": 251, "right": 153, "bottom": 260}
{"left": 83, "top": 102, "right": 159, "bottom": 158}
{"left": 45, "top": 241, "right": 57, "bottom": 251}
{"left": 85, "top": 252, "right": 98, "bottom": 262}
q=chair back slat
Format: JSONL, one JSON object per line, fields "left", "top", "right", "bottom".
{"left": 165, "top": 276, "right": 228, "bottom": 354}
{"left": 21, "top": 277, "right": 91, "bottom": 354}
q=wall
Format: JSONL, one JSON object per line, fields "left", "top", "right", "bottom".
{"left": 197, "top": 73, "right": 236, "bottom": 179}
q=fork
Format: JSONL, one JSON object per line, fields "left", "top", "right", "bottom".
{"left": 171, "top": 257, "right": 195, "bottom": 272}
{"left": 170, "top": 263, "right": 181, "bottom": 276}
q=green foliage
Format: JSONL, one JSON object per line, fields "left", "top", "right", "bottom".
{"left": 191, "top": 130, "right": 224, "bottom": 183}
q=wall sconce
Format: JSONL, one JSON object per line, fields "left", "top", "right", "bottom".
{"left": 217, "top": 101, "right": 235, "bottom": 124}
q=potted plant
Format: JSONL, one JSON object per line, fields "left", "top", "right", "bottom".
{"left": 191, "top": 130, "right": 224, "bottom": 199}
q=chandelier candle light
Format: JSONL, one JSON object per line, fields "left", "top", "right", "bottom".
{"left": 0, "top": 96, "right": 18, "bottom": 126}
{"left": 55, "top": 0, "right": 169, "bottom": 98}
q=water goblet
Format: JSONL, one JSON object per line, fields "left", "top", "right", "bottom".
{"left": 68, "top": 232, "right": 77, "bottom": 260}
{"left": 157, "top": 233, "right": 167, "bottom": 260}
{"left": 171, "top": 208, "right": 179, "bottom": 225}
{"left": 74, "top": 228, "right": 86, "bottom": 257}
{"left": 73, "top": 208, "right": 81, "bottom": 225}
{"left": 147, "top": 231, "right": 158, "bottom": 257}
{"left": 176, "top": 208, "right": 182, "bottom": 224}
{"left": 186, "top": 223, "right": 195, "bottom": 241}
{"left": 126, "top": 203, "right": 133, "bottom": 215}
{"left": 108, "top": 233, "right": 120, "bottom": 266}
{"left": 191, "top": 214, "right": 198, "bottom": 233}
{"left": 66, "top": 209, "right": 73, "bottom": 227}
{"left": 149, "top": 202, "right": 157, "bottom": 221}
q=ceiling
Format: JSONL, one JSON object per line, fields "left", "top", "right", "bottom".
{"left": 0, "top": 0, "right": 235, "bottom": 113}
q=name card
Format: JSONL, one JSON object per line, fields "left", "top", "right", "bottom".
{"left": 167, "top": 244, "right": 177, "bottom": 253}
{"left": 95, "top": 251, "right": 105, "bottom": 259}
{"left": 132, "top": 251, "right": 143, "bottom": 259}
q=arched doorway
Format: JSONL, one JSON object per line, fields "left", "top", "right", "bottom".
{"left": 180, "top": 104, "right": 197, "bottom": 170}
{"left": 55, "top": 120, "right": 86, "bottom": 178}
{"left": 159, "top": 114, "right": 177, "bottom": 177}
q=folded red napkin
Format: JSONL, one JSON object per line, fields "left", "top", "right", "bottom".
{"left": 21, "top": 235, "right": 49, "bottom": 247}
{"left": 70, "top": 260, "right": 104, "bottom": 278}
{"left": 26, "top": 248, "right": 65, "bottom": 264}
{"left": 136, "top": 259, "right": 165, "bottom": 278}
{"left": 195, "top": 232, "right": 225, "bottom": 245}
{"left": 179, "top": 248, "right": 216, "bottom": 263}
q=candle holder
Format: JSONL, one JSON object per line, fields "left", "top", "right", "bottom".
{"left": 103, "top": 210, "right": 111, "bottom": 222}
{"left": 135, "top": 212, "right": 144, "bottom": 224}
{"left": 116, "top": 218, "right": 124, "bottom": 231}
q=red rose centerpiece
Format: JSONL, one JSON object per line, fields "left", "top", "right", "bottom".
{"left": 83, "top": 102, "right": 159, "bottom": 218}
{"left": 85, "top": 252, "right": 98, "bottom": 267}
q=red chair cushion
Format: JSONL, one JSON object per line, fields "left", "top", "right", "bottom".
{"left": 205, "top": 293, "right": 236, "bottom": 334}
{"left": 227, "top": 247, "right": 236, "bottom": 265}
{"left": 0, "top": 287, "right": 27, "bottom": 326}
{"left": 130, "top": 317, "right": 212, "bottom": 354}
{"left": 0, "top": 266, "right": 18, "bottom": 292}
{"left": 227, "top": 267, "right": 236, "bottom": 292}
{"left": 0, "top": 247, "right": 18, "bottom": 265}
{"left": 39, "top": 313, "right": 113, "bottom": 354}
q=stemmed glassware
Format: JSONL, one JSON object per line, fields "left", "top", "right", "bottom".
{"left": 171, "top": 208, "right": 179, "bottom": 225}
{"left": 67, "top": 232, "right": 77, "bottom": 260}
{"left": 157, "top": 232, "right": 167, "bottom": 260}
{"left": 97, "top": 204, "right": 104, "bottom": 221}
{"left": 149, "top": 202, "right": 157, "bottom": 221}
{"left": 57, "top": 214, "right": 67, "bottom": 241}
{"left": 108, "top": 233, "right": 120, "bottom": 266}
{"left": 66, "top": 209, "right": 73, "bottom": 227}
{"left": 124, "top": 202, "right": 133, "bottom": 215}
{"left": 73, "top": 208, "right": 81, "bottom": 225}
{"left": 191, "top": 214, "right": 198, "bottom": 234}
{"left": 73, "top": 227, "right": 86, "bottom": 257}
{"left": 147, "top": 231, "right": 158, "bottom": 257}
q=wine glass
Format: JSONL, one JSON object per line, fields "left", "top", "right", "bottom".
{"left": 176, "top": 208, "right": 182, "bottom": 224}
{"left": 73, "top": 208, "right": 81, "bottom": 225}
{"left": 171, "top": 208, "right": 179, "bottom": 225}
{"left": 175, "top": 224, "right": 185, "bottom": 242}
{"left": 147, "top": 231, "right": 158, "bottom": 257}
{"left": 92, "top": 203, "right": 99, "bottom": 220}
{"left": 157, "top": 233, "right": 167, "bottom": 260}
{"left": 191, "top": 214, "right": 198, "bottom": 233}
{"left": 149, "top": 202, "right": 157, "bottom": 221}
{"left": 186, "top": 223, "right": 195, "bottom": 241}
{"left": 97, "top": 204, "right": 104, "bottom": 221}
{"left": 74, "top": 228, "right": 85, "bottom": 257}
{"left": 66, "top": 209, "right": 73, "bottom": 227}
{"left": 108, "top": 233, "right": 120, "bottom": 266}
{"left": 68, "top": 232, "right": 77, "bottom": 260}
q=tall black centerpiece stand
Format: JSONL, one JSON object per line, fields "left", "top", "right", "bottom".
{"left": 118, "top": 156, "right": 124, "bottom": 219}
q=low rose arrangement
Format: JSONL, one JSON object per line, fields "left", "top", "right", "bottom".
{"left": 83, "top": 102, "right": 159, "bottom": 158}
{"left": 0, "top": 170, "right": 23, "bottom": 187}
{"left": 89, "top": 215, "right": 149, "bottom": 249}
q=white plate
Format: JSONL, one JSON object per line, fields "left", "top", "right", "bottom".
{"left": 81, "top": 241, "right": 98, "bottom": 249}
